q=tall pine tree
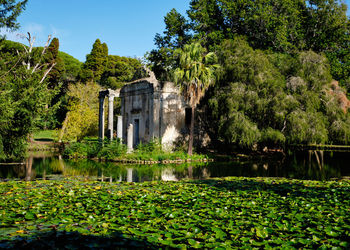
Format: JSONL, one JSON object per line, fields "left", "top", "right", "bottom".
{"left": 81, "top": 39, "right": 108, "bottom": 82}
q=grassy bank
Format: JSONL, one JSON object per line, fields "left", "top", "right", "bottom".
{"left": 63, "top": 140, "right": 208, "bottom": 162}
{"left": 33, "top": 130, "right": 56, "bottom": 141}
{"left": 0, "top": 177, "right": 349, "bottom": 248}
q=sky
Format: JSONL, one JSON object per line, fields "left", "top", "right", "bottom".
{"left": 1, "top": 0, "right": 349, "bottom": 62}
{"left": 1, "top": 0, "right": 191, "bottom": 62}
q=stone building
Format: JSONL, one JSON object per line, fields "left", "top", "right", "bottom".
{"left": 98, "top": 71, "right": 189, "bottom": 150}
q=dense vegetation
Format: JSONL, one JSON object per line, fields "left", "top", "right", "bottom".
{"left": 1, "top": 0, "right": 350, "bottom": 160}
{"left": 148, "top": 0, "right": 350, "bottom": 150}
{"left": 63, "top": 139, "right": 207, "bottom": 162}
{"left": 0, "top": 177, "right": 349, "bottom": 248}
{"left": 0, "top": 1, "right": 146, "bottom": 160}
{"left": 0, "top": 37, "right": 145, "bottom": 160}
{"left": 0, "top": 35, "right": 59, "bottom": 161}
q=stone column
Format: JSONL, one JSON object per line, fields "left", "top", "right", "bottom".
{"left": 98, "top": 94, "right": 105, "bottom": 142}
{"left": 127, "top": 123, "right": 133, "bottom": 152}
{"left": 117, "top": 115, "right": 123, "bottom": 140}
{"left": 108, "top": 95, "right": 115, "bottom": 140}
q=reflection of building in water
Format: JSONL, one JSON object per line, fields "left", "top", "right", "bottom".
{"left": 161, "top": 168, "right": 178, "bottom": 181}
{"left": 127, "top": 168, "right": 133, "bottom": 182}
{"left": 201, "top": 167, "right": 210, "bottom": 179}
{"left": 263, "top": 164, "right": 268, "bottom": 170}
{"left": 25, "top": 156, "right": 34, "bottom": 181}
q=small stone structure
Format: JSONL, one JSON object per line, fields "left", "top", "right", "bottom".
{"left": 98, "top": 71, "right": 188, "bottom": 151}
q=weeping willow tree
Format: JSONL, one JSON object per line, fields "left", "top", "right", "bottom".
{"left": 174, "top": 42, "right": 218, "bottom": 155}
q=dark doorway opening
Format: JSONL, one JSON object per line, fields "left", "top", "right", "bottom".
{"left": 134, "top": 119, "right": 140, "bottom": 147}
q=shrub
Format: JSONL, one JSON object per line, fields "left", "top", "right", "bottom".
{"left": 63, "top": 142, "right": 89, "bottom": 158}
{"left": 97, "top": 139, "right": 127, "bottom": 160}
{"left": 261, "top": 127, "right": 286, "bottom": 148}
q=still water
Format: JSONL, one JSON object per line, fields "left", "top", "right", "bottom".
{"left": 0, "top": 151, "right": 349, "bottom": 182}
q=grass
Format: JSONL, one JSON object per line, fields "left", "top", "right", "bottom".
{"left": 33, "top": 130, "right": 56, "bottom": 142}
{"left": 0, "top": 177, "right": 349, "bottom": 248}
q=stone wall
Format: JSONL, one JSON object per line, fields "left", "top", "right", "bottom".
{"left": 159, "top": 82, "right": 187, "bottom": 149}
{"left": 120, "top": 78, "right": 187, "bottom": 149}
{"left": 120, "top": 80, "right": 154, "bottom": 146}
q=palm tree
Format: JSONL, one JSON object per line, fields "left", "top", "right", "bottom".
{"left": 174, "top": 42, "right": 217, "bottom": 155}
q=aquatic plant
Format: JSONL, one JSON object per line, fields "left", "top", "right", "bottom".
{"left": 0, "top": 177, "right": 349, "bottom": 248}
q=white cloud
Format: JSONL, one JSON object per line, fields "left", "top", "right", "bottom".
{"left": 0, "top": 22, "right": 69, "bottom": 47}
{"left": 24, "top": 23, "right": 44, "bottom": 36}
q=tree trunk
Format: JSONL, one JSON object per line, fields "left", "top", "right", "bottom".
{"left": 188, "top": 105, "right": 195, "bottom": 155}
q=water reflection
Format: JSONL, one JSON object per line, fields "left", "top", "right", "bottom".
{"left": 0, "top": 150, "right": 349, "bottom": 182}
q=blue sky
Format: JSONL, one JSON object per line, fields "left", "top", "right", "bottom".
{"left": 1, "top": 0, "right": 349, "bottom": 62}
{"left": 1, "top": 0, "right": 191, "bottom": 62}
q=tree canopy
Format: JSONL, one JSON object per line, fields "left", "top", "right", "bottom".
{"left": 149, "top": 0, "right": 350, "bottom": 151}
{"left": 0, "top": 36, "right": 58, "bottom": 160}
{"left": 150, "top": 0, "right": 349, "bottom": 84}
{"left": 0, "top": 0, "right": 27, "bottom": 31}
{"left": 174, "top": 42, "right": 217, "bottom": 154}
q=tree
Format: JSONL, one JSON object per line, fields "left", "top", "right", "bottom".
{"left": 45, "top": 38, "right": 65, "bottom": 86}
{"left": 0, "top": 0, "right": 27, "bottom": 31}
{"left": 207, "top": 38, "right": 350, "bottom": 149}
{"left": 0, "top": 34, "right": 57, "bottom": 160}
{"left": 148, "top": 9, "right": 192, "bottom": 80}
{"left": 152, "top": 0, "right": 349, "bottom": 83}
{"left": 59, "top": 81, "right": 100, "bottom": 142}
{"left": 100, "top": 55, "right": 144, "bottom": 89}
{"left": 81, "top": 39, "right": 108, "bottom": 82}
{"left": 174, "top": 42, "right": 217, "bottom": 155}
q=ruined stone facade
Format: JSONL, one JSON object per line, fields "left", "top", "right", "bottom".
{"left": 119, "top": 75, "right": 188, "bottom": 149}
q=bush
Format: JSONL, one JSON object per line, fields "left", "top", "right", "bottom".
{"left": 261, "top": 127, "right": 286, "bottom": 148}
{"left": 97, "top": 139, "right": 127, "bottom": 160}
{"left": 63, "top": 142, "right": 89, "bottom": 158}
{"left": 63, "top": 139, "right": 206, "bottom": 161}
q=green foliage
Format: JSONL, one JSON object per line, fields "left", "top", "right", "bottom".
{"left": 45, "top": 38, "right": 65, "bottom": 87}
{"left": 63, "top": 142, "right": 90, "bottom": 158}
{"left": 296, "top": 51, "right": 332, "bottom": 91}
{"left": 286, "top": 110, "right": 328, "bottom": 144}
{"left": 97, "top": 140, "right": 127, "bottom": 160}
{"left": 150, "top": 5, "right": 350, "bottom": 149}
{"left": 151, "top": 0, "right": 349, "bottom": 82}
{"left": 148, "top": 8, "right": 192, "bottom": 80}
{"left": 0, "top": 0, "right": 27, "bottom": 31}
{"left": 0, "top": 177, "right": 349, "bottom": 248}
{"left": 187, "top": 0, "right": 349, "bottom": 80}
{"left": 63, "top": 139, "right": 206, "bottom": 161}
{"left": 58, "top": 51, "right": 82, "bottom": 81}
{"left": 63, "top": 141, "right": 103, "bottom": 158}
{"left": 174, "top": 42, "right": 217, "bottom": 106}
{"left": 33, "top": 130, "right": 56, "bottom": 141}
{"left": 174, "top": 42, "right": 218, "bottom": 154}
{"left": 0, "top": 36, "right": 57, "bottom": 161}
{"left": 207, "top": 38, "right": 350, "bottom": 149}
{"left": 100, "top": 55, "right": 145, "bottom": 89}
{"left": 59, "top": 81, "right": 100, "bottom": 142}
{"left": 81, "top": 39, "right": 108, "bottom": 82}
{"left": 261, "top": 128, "right": 286, "bottom": 147}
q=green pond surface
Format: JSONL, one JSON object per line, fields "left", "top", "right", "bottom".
{"left": 1, "top": 150, "right": 349, "bottom": 182}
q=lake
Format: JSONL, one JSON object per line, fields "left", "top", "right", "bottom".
{"left": 0, "top": 150, "right": 349, "bottom": 182}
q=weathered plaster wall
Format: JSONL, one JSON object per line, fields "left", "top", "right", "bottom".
{"left": 159, "top": 82, "right": 187, "bottom": 149}
{"left": 120, "top": 79, "right": 187, "bottom": 149}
